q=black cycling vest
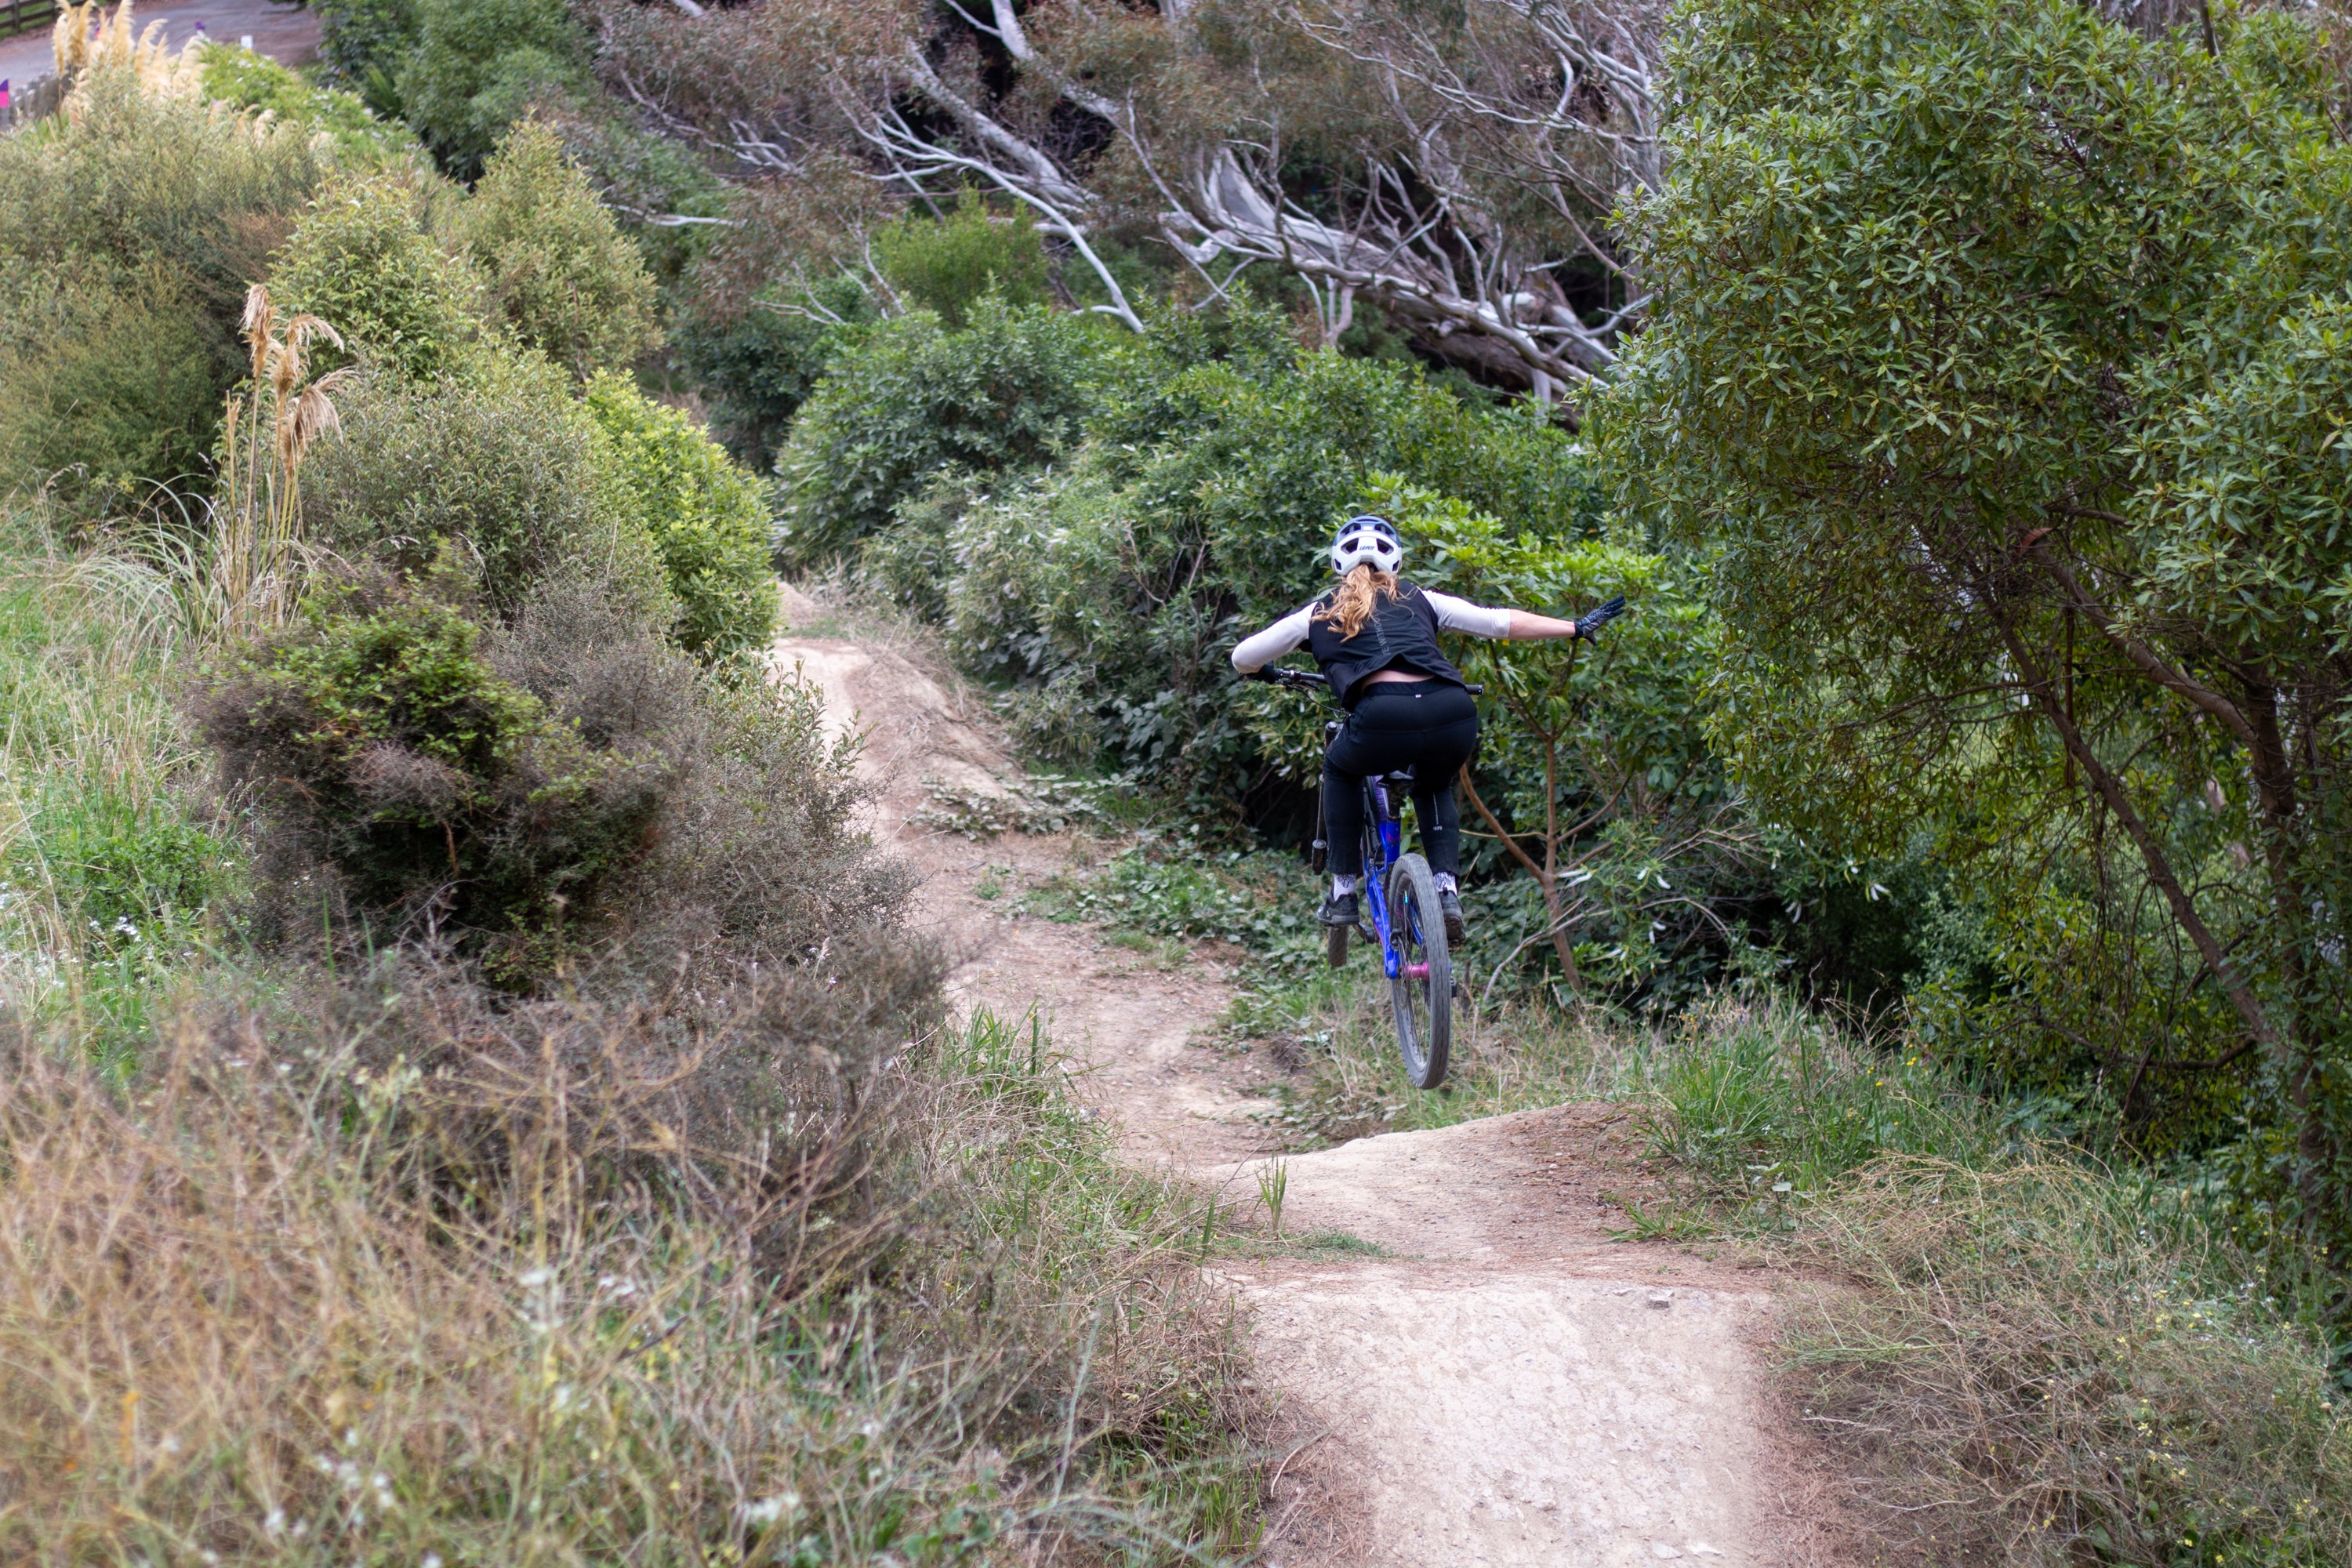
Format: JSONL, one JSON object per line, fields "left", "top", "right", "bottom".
{"left": 1305, "top": 582, "right": 1470, "bottom": 707}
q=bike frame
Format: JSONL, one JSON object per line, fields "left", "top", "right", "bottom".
{"left": 1356, "top": 773, "right": 1430, "bottom": 984}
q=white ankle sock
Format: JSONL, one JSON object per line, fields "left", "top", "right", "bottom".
{"left": 1330, "top": 875, "right": 1359, "bottom": 898}
{"left": 1434, "top": 873, "right": 1458, "bottom": 895}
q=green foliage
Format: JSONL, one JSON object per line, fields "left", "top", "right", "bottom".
{"left": 1604, "top": 0, "right": 2352, "bottom": 1225}
{"left": 459, "top": 120, "right": 661, "bottom": 378}
{"left": 871, "top": 191, "right": 1052, "bottom": 328}
{"left": 301, "top": 354, "right": 671, "bottom": 622}
{"left": 396, "top": 0, "right": 590, "bottom": 182}
{"left": 1637, "top": 997, "right": 1992, "bottom": 1210}
{"left": 583, "top": 374, "right": 777, "bottom": 664}
{"left": 668, "top": 277, "right": 877, "bottom": 470}
{"left": 1359, "top": 479, "right": 1747, "bottom": 1003}
{"left": 0, "top": 262, "right": 217, "bottom": 510}
{"left": 198, "top": 579, "right": 662, "bottom": 975}
{"left": 270, "top": 177, "right": 486, "bottom": 384}
{"left": 771, "top": 299, "right": 1121, "bottom": 565}
{"left": 309, "top": 0, "right": 419, "bottom": 120}
{"left": 0, "top": 74, "right": 323, "bottom": 514}
{"left": 938, "top": 320, "right": 1589, "bottom": 805}
{"left": 195, "top": 42, "right": 417, "bottom": 165}
{"left": 30, "top": 790, "right": 227, "bottom": 949}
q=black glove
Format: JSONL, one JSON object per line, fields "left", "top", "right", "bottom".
{"left": 1572, "top": 594, "right": 1628, "bottom": 642}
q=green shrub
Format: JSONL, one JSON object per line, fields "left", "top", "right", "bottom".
{"left": 871, "top": 189, "right": 1052, "bottom": 328}
{"left": 0, "top": 74, "right": 323, "bottom": 511}
{"left": 200, "top": 565, "right": 899, "bottom": 983}
{"left": 938, "top": 332, "right": 1592, "bottom": 804}
{"left": 198, "top": 575, "right": 664, "bottom": 977}
{"left": 771, "top": 299, "right": 1120, "bottom": 566}
{"left": 397, "top": 0, "right": 590, "bottom": 181}
{"left": 583, "top": 373, "right": 776, "bottom": 664}
{"left": 861, "top": 467, "right": 984, "bottom": 624}
{"left": 310, "top": 0, "right": 419, "bottom": 119}
{"left": 299, "top": 354, "right": 670, "bottom": 621}
{"left": 196, "top": 42, "right": 416, "bottom": 165}
{"left": 459, "top": 120, "right": 660, "bottom": 378}
{"left": 0, "top": 262, "right": 218, "bottom": 510}
{"left": 270, "top": 177, "right": 486, "bottom": 384}
{"left": 28, "top": 789, "right": 226, "bottom": 949}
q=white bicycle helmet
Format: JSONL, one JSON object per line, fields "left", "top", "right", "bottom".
{"left": 1330, "top": 514, "right": 1403, "bottom": 576}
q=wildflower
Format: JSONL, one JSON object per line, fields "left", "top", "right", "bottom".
{"left": 741, "top": 1492, "right": 800, "bottom": 1526}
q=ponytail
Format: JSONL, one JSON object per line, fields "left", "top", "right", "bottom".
{"left": 1317, "top": 564, "right": 1403, "bottom": 640}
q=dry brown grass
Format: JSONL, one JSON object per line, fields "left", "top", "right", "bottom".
{"left": 0, "top": 953, "right": 1260, "bottom": 1564}
{"left": 1784, "top": 1157, "right": 2352, "bottom": 1566}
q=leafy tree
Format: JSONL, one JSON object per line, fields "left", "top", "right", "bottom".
{"left": 771, "top": 298, "right": 1123, "bottom": 566}
{"left": 459, "top": 120, "right": 661, "bottom": 379}
{"left": 1348, "top": 479, "right": 1733, "bottom": 996}
{"left": 871, "top": 191, "right": 1052, "bottom": 329}
{"left": 397, "top": 0, "right": 589, "bottom": 182}
{"left": 1605, "top": 0, "right": 2352, "bottom": 1231}
{"left": 270, "top": 178, "right": 487, "bottom": 384}
{"left": 583, "top": 374, "right": 776, "bottom": 666}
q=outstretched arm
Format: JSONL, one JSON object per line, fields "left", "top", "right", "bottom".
{"left": 1425, "top": 592, "right": 1579, "bottom": 641}
{"left": 1231, "top": 605, "right": 1316, "bottom": 673}
{"left": 1504, "top": 609, "right": 1580, "bottom": 641}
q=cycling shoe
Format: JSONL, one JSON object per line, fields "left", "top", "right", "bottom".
{"left": 1438, "top": 888, "right": 1466, "bottom": 946}
{"left": 1316, "top": 891, "right": 1360, "bottom": 928}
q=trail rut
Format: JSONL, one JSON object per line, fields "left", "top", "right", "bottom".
{"left": 771, "top": 605, "right": 1858, "bottom": 1567}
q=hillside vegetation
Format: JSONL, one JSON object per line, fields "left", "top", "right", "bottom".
{"left": 4, "top": 0, "right": 2352, "bottom": 1562}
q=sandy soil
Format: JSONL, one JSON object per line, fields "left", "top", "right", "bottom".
{"left": 770, "top": 598, "right": 1861, "bottom": 1567}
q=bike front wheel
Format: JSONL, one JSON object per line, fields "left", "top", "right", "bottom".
{"left": 1385, "top": 853, "right": 1452, "bottom": 1090}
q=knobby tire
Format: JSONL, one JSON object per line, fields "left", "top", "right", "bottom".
{"left": 1386, "top": 853, "right": 1451, "bottom": 1090}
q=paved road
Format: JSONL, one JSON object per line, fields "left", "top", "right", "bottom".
{"left": 1, "top": 0, "right": 318, "bottom": 93}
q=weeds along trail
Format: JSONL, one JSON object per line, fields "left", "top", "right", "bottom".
{"left": 769, "top": 602, "right": 1858, "bottom": 1568}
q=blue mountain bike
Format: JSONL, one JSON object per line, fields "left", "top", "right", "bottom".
{"left": 1253, "top": 666, "right": 1463, "bottom": 1090}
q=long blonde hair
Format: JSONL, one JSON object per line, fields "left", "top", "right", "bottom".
{"left": 1317, "top": 564, "right": 1403, "bottom": 641}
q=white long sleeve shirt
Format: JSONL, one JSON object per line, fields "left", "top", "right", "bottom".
{"left": 1229, "top": 591, "right": 1514, "bottom": 673}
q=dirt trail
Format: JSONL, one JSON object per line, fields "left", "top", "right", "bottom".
{"left": 771, "top": 600, "right": 1853, "bottom": 1567}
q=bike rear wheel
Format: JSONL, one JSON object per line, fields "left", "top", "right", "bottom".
{"left": 1386, "top": 853, "right": 1452, "bottom": 1090}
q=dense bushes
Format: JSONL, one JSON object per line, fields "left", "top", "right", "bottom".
{"left": 927, "top": 318, "right": 1592, "bottom": 803}
{"left": 299, "top": 354, "right": 666, "bottom": 618}
{"left": 0, "top": 76, "right": 323, "bottom": 515}
{"left": 270, "top": 177, "right": 485, "bottom": 384}
{"left": 198, "top": 575, "right": 664, "bottom": 978}
{"left": 458, "top": 120, "right": 660, "bottom": 378}
{"left": 397, "top": 0, "right": 590, "bottom": 181}
{"left": 771, "top": 299, "right": 1123, "bottom": 565}
{"left": 583, "top": 373, "right": 775, "bottom": 662}
{"left": 201, "top": 570, "right": 880, "bottom": 985}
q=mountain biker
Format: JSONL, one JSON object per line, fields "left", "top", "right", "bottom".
{"left": 1229, "top": 514, "right": 1624, "bottom": 945}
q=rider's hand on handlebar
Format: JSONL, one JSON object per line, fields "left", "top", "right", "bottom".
{"left": 1573, "top": 594, "right": 1628, "bottom": 642}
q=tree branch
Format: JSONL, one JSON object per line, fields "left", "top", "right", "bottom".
{"left": 1986, "top": 596, "right": 2278, "bottom": 1053}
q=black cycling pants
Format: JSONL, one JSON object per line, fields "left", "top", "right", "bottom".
{"left": 1322, "top": 682, "right": 1480, "bottom": 880}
